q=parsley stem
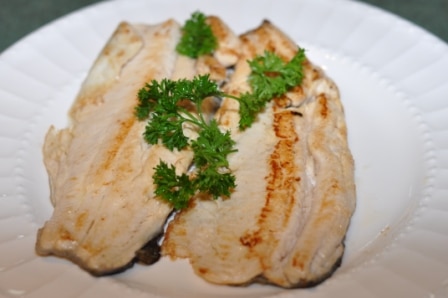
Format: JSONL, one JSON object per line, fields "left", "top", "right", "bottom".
{"left": 179, "top": 109, "right": 208, "bottom": 131}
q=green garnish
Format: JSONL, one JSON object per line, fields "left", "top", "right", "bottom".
{"left": 136, "top": 75, "right": 224, "bottom": 151}
{"left": 136, "top": 75, "right": 236, "bottom": 209}
{"left": 136, "top": 46, "right": 306, "bottom": 209}
{"left": 248, "top": 49, "right": 306, "bottom": 100}
{"left": 176, "top": 11, "right": 218, "bottom": 58}
{"left": 153, "top": 162, "right": 195, "bottom": 210}
{"left": 237, "top": 49, "right": 306, "bottom": 129}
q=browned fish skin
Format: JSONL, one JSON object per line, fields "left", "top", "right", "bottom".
{"left": 162, "top": 21, "right": 355, "bottom": 288}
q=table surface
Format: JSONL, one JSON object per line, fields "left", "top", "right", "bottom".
{"left": 1, "top": 0, "right": 447, "bottom": 53}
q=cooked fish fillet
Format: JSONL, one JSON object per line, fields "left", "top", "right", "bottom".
{"left": 36, "top": 20, "right": 195, "bottom": 275}
{"left": 37, "top": 15, "right": 242, "bottom": 276}
{"left": 162, "top": 21, "right": 356, "bottom": 288}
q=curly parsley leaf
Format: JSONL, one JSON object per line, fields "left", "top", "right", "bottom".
{"left": 234, "top": 48, "right": 306, "bottom": 129}
{"left": 153, "top": 161, "right": 195, "bottom": 210}
{"left": 136, "top": 48, "right": 306, "bottom": 209}
{"left": 236, "top": 92, "right": 267, "bottom": 130}
{"left": 176, "top": 11, "right": 218, "bottom": 58}
{"left": 136, "top": 75, "right": 236, "bottom": 209}
{"left": 190, "top": 120, "right": 236, "bottom": 200}
{"left": 136, "top": 75, "right": 224, "bottom": 151}
{"left": 191, "top": 120, "right": 236, "bottom": 168}
{"left": 248, "top": 49, "right": 306, "bottom": 99}
{"left": 195, "top": 168, "right": 236, "bottom": 199}
{"left": 143, "top": 114, "right": 188, "bottom": 151}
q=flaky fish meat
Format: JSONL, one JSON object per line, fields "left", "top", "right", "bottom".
{"left": 36, "top": 14, "right": 242, "bottom": 276}
{"left": 37, "top": 19, "right": 194, "bottom": 275}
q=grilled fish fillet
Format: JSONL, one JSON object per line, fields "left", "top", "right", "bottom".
{"left": 36, "top": 20, "right": 195, "bottom": 275}
{"left": 162, "top": 21, "right": 356, "bottom": 288}
{"left": 36, "top": 15, "right": 241, "bottom": 275}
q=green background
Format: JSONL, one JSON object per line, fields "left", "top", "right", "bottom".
{"left": 1, "top": 0, "right": 447, "bottom": 53}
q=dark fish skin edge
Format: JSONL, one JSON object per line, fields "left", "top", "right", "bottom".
{"left": 88, "top": 261, "right": 136, "bottom": 277}
{"left": 225, "top": 243, "right": 345, "bottom": 289}
{"left": 85, "top": 233, "right": 163, "bottom": 277}
{"left": 135, "top": 233, "right": 163, "bottom": 265}
{"left": 88, "top": 245, "right": 342, "bottom": 286}
{"left": 86, "top": 206, "right": 346, "bottom": 285}
{"left": 252, "top": 254, "right": 343, "bottom": 289}
{"left": 85, "top": 224, "right": 345, "bottom": 284}
{"left": 224, "top": 254, "right": 343, "bottom": 289}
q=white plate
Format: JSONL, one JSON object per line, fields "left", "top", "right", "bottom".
{"left": 1, "top": 0, "right": 448, "bottom": 297}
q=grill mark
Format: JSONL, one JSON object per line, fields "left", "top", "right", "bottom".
{"left": 239, "top": 107, "right": 301, "bottom": 255}
{"left": 317, "top": 94, "right": 329, "bottom": 118}
{"left": 264, "top": 109, "right": 299, "bottom": 227}
{"left": 98, "top": 117, "right": 135, "bottom": 174}
{"left": 242, "top": 107, "right": 300, "bottom": 253}
{"left": 57, "top": 227, "right": 73, "bottom": 242}
{"left": 75, "top": 212, "right": 88, "bottom": 230}
{"left": 240, "top": 232, "right": 262, "bottom": 248}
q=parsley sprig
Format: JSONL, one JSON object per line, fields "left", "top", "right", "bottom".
{"left": 136, "top": 75, "right": 236, "bottom": 209}
{"left": 238, "top": 49, "right": 306, "bottom": 129}
{"left": 176, "top": 11, "right": 218, "bottom": 58}
{"left": 249, "top": 49, "right": 306, "bottom": 99}
{"left": 136, "top": 46, "right": 306, "bottom": 209}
